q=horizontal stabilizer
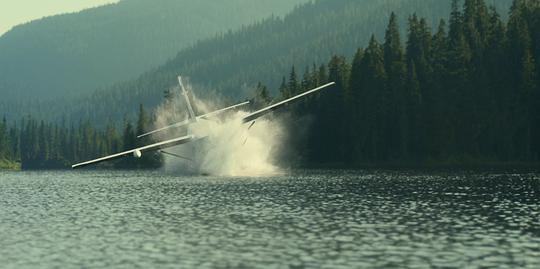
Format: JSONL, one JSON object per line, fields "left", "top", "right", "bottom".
{"left": 137, "top": 101, "right": 250, "bottom": 138}
{"left": 198, "top": 101, "right": 250, "bottom": 120}
{"left": 137, "top": 119, "right": 191, "bottom": 138}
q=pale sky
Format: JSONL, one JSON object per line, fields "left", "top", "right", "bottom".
{"left": 0, "top": 0, "right": 120, "bottom": 36}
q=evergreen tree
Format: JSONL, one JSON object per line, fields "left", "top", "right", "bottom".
{"left": 406, "top": 15, "right": 433, "bottom": 160}
{"left": 0, "top": 117, "right": 8, "bottom": 160}
{"left": 507, "top": 0, "right": 534, "bottom": 159}
{"left": 357, "top": 36, "right": 387, "bottom": 161}
{"left": 253, "top": 82, "right": 272, "bottom": 108}
{"left": 136, "top": 104, "right": 149, "bottom": 142}
{"left": 288, "top": 66, "right": 300, "bottom": 96}
{"left": 278, "top": 76, "right": 288, "bottom": 99}
{"left": 406, "top": 62, "right": 422, "bottom": 160}
{"left": 310, "top": 56, "right": 348, "bottom": 164}
{"left": 429, "top": 19, "right": 451, "bottom": 159}
{"left": 348, "top": 48, "right": 364, "bottom": 161}
{"left": 135, "top": 104, "right": 162, "bottom": 168}
{"left": 383, "top": 12, "right": 407, "bottom": 159}
{"left": 517, "top": 49, "right": 537, "bottom": 159}
{"left": 483, "top": 6, "right": 508, "bottom": 159}
{"left": 115, "top": 120, "right": 137, "bottom": 168}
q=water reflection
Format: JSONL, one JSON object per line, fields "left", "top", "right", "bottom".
{"left": 0, "top": 170, "right": 538, "bottom": 268}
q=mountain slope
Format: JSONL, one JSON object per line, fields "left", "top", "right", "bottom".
{"left": 0, "top": 0, "right": 308, "bottom": 101}
{"left": 64, "top": 0, "right": 512, "bottom": 122}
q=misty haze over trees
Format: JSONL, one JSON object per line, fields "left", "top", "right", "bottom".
{"left": 1, "top": 0, "right": 539, "bottom": 169}
{"left": 0, "top": 0, "right": 308, "bottom": 102}
{"left": 0, "top": 0, "right": 512, "bottom": 122}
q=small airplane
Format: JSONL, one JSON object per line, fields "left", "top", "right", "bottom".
{"left": 72, "top": 76, "right": 335, "bottom": 169}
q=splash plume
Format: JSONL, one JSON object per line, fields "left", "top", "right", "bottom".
{"left": 153, "top": 83, "right": 285, "bottom": 176}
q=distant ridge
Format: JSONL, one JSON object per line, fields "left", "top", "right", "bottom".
{"left": 62, "top": 0, "right": 513, "bottom": 123}
{"left": 0, "top": 0, "right": 308, "bottom": 102}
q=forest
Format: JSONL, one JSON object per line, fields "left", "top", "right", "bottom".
{"left": 1, "top": 0, "right": 539, "bottom": 169}
{"left": 0, "top": 0, "right": 513, "bottom": 123}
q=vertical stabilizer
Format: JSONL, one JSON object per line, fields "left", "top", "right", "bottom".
{"left": 178, "top": 76, "right": 197, "bottom": 121}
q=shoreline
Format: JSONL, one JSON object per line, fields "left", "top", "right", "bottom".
{"left": 9, "top": 161, "right": 540, "bottom": 172}
{"left": 300, "top": 161, "right": 540, "bottom": 172}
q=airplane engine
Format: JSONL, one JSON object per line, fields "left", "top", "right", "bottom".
{"left": 133, "top": 149, "right": 142, "bottom": 158}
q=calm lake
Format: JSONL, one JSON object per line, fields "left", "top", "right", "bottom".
{"left": 0, "top": 170, "right": 538, "bottom": 268}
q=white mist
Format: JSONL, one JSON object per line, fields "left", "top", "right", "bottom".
{"left": 152, "top": 83, "right": 285, "bottom": 176}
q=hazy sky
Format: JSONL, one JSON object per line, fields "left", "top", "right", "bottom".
{"left": 0, "top": 0, "right": 120, "bottom": 36}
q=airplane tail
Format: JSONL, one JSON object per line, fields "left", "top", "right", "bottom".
{"left": 178, "top": 76, "right": 197, "bottom": 121}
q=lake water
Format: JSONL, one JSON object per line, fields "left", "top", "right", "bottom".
{"left": 0, "top": 170, "right": 538, "bottom": 268}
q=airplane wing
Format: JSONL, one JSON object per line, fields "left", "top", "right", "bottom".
{"left": 242, "top": 82, "right": 335, "bottom": 123}
{"left": 72, "top": 135, "right": 195, "bottom": 169}
{"left": 137, "top": 101, "right": 250, "bottom": 138}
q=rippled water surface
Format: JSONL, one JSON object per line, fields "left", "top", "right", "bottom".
{"left": 0, "top": 170, "right": 538, "bottom": 268}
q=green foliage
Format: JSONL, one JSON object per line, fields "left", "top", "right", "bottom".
{"left": 2, "top": 104, "right": 161, "bottom": 169}
{"left": 0, "top": 159, "right": 20, "bottom": 170}
{"left": 277, "top": 0, "right": 540, "bottom": 166}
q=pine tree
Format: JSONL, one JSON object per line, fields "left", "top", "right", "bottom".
{"left": 447, "top": 1, "right": 474, "bottom": 158}
{"left": 135, "top": 104, "right": 162, "bottom": 168}
{"left": 314, "top": 56, "right": 348, "bottom": 163}
{"left": 429, "top": 19, "right": 451, "bottom": 159}
{"left": 301, "top": 66, "right": 310, "bottom": 91}
{"left": 357, "top": 36, "right": 387, "bottom": 161}
{"left": 349, "top": 48, "right": 364, "bottom": 160}
{"left": 136, "top": 104, "right": 149, "bottom": 143}
{"left": 507, "top": 0, "right": 534, "bottom": 159}
{"left": 253, "top": 82, "right": 272, "bottom": 109}
{"left": 450, "top": 0, "right": 465, "bottom": 42}
{"left": 0, "top": 117, "right": 5, "bottom": 159}
{"left": 406, "top": 62, "right": 422, "bottom": 160}
{"left": 9, "top": 126, "right": 19, "bottom": 161}
{"left": 406, "top": 15, "right": 433, "bottom": 160}
{"left": 384, "top": 12, "right": 407, "bottom": 160}
{"left": 288, "top": 66, "right": 300, "bottom": 96}
{"left": 278, "top": 76, "right": 288, "bottom": 99}
{"left": 484, "top": 6, "right": 508, "bottom": 159}
{"left": 117, "top": 120, "right": 136, "bottom": 168}
{"left": 518, "top": 49, "right": 537, "bottom": 159}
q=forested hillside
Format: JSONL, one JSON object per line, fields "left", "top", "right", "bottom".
{"left": 0, "top": 0, "right": 307, "bottom": 103}
{"left": 2, "top": 0, "right": 539, "bottom": 170}
{"left": 51, "top": 0, "right": 512, "bottom": 123}
{"left": 1, "top": 0, "right": 512, "bottom": 122}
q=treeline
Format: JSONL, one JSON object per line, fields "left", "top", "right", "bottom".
{"left": 0, "top": 105, "right": 161, "bottom": 169}
{"left": 282, "top": 0, "right": 540, "bottom": 165}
